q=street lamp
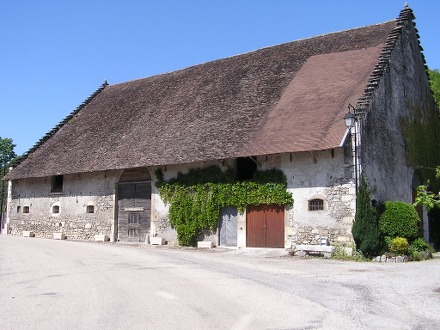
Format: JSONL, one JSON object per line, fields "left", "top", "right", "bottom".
{"left": 344, "top": 105, "right": 359, "bottom": 193}
{"left": 344, "top": 112, "right": 356, "bottom": 130}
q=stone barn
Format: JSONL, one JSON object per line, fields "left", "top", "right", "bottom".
{"left": 3, "top": 5, "right": 437, "bottom": 249}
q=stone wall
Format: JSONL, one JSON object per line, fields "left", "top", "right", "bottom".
{"left": 361, "top": 19, "right": 435, "bottom": 203}
{"left": 8, "top": 170, "right": 119, "bottom": 240}
{"left": 277, "top": 149, "right": 355, "bottom": 248}
{"left": 149, "top": 151, "right": 355, "bottom": 249}
{"left": 8, "top": 150, "right": 355, "bottom": 248}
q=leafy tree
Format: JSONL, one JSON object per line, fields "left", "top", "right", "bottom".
{"left": 0, "top": 137, "right": 17, "bottom": 221}
{"left": 428, "top": 69, "right": 440, "bottom": 107}
{"left": 352, "top": 177, "right": 382, "bottom": 257}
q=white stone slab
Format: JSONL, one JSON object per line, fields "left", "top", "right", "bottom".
{"left": 296, "top": 244, "right": 333, "bottom": 253}
{"left": 53, "top": 232, "right": 67, "bottom": 240}
{"left": 197, "top": 241, "right": 214, "bottom": 249}
{"left": 150, "top": 237, "right": 165, "bottom": 245}
{"left": 94, "top": 234, "right": 108, "bottom": 242}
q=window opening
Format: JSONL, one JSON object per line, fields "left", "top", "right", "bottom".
{"left": 236, "top": 157, "right": 257, "bottom": 181}
{"left": 17, "top": 206, "right": 21, "bottom": 213}
{"left": 51, "top": 175, "right": 64, "bottom": 193}
{"left": 52, "top": 205, "right": 60, "bottom": 214}
{"left": 308, "top": 199, "right": 324, "bottom": 211}
{"left": 23, "top": 206, "right": 30, "bottom": 213}
{"left": 86, "top": 205, "right": 95, "bottom": 214}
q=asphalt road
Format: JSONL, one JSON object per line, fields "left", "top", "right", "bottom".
{"left": 1, "top": 235, "right": 440, "bottom": 330}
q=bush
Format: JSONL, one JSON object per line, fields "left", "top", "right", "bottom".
{"left": 331, "top": 244, "right": 367, "bottom": 262}
{"left": 379, "top": 201, "right": 420, "bottom": 239}
{"left": 407, "top": 238, "right": 433, "bottom": 260}
{"left": 388, "top": 237, "right": 409, "bottom": 255}
{"left": 352, "top": 177, "right": 383, "bottom": 257}
{"left": 410, "top": 237, "right": 430, "bottom": 252}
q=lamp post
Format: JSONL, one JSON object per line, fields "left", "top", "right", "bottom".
{"left": 344, "top": 106, "right": 359, "bottom": 193}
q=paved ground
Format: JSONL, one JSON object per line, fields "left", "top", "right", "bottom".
{"left": 1, "top": 234, "right": 440, "bottom": 330}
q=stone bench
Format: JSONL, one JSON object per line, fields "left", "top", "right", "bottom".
{"left": 22, "top": 231, "right": 35, "bottom": 237}
{"left": 94, "top": 234, "right": 109, "bottom": 242}
{"left": 197, "top": 241, "right": 214, "bottom": 249}
{"left": 295, "top": 244, "right": 334, "bottom": 257}
{"left": 53, "top": 232, "right": 67, "bottom": 240}
{"left": 150, "top": 237, "right": 165, "bottom": 245}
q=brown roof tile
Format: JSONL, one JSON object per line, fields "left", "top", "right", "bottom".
{"left": 6, "top": 19, "right": 399, "bottom": 180}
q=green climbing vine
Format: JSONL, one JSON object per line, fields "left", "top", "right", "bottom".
{"left": 402, "top": 103, "right": 440, "bottom": 188}
{"left": 155, "top": 165, "right": 293, "bottom": 246}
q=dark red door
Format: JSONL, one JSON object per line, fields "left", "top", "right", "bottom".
{"left": 246, "top": 205, "right": 284, "bottom": 248}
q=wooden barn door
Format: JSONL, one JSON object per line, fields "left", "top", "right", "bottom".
{"left": 117, "top": 168, "right": 151, "bottom": 243}
{"left": 246, "top": 205, "right": 284, "bottom": 248}
{"left": 219, "top": 207, "right": 238, "bottom": 246}
{"left": 117, "top": 181, "right": 151, "bottom": 242}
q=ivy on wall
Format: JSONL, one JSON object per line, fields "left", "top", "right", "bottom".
{"left": 155, "top": 165, "right": 293, "bottom": 246}
{"left": 402, "top": 103, "right": 440, "bottom": 187}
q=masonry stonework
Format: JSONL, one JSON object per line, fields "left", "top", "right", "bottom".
{"left": 8, "top": 171, "right": 119, "bottom": 240}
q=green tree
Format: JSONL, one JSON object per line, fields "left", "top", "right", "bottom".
{"left": 0, "top": 137, "right": 17, "bottom": 223}
{"left": 428, "top": 69, "right": 440, "bottom": 107}
{"left": 352, "top": 177, "right": 382, "bottom": 257}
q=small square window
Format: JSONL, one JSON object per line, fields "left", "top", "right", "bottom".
{"left": 86, "top": 205, "right": 95, "bottom": 213}
{"left": 52, "top": 205, "right": 60, "bottom": 214}
{"left": 23, "top": 206, "right": 30, "bottom": 213}
{"left": 309, "top": 199, "right": 324, "bottom": 211}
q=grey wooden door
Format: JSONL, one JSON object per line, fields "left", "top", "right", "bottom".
{"left": 219, "top": 207, "right": 237, "bottom": 246}
{"left": 117, "top": 181, "right": 151, "bottom": 242}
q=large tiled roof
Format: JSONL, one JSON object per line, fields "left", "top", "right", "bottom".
{"left": 6, "top": 8, "right": 416, "bottom": 180}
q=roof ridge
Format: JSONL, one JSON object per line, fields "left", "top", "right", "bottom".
{"left": 11, "top": 81, "right": 109, "bottom": 167}
{"left": 355, "top": 5, "right": 422, "bottom": 110}
{"left": 110, "top": 21, "right": 396, "bottom": 89}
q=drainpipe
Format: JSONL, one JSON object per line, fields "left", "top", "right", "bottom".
{"left": 0, "top": 162, "right": 5, "bottom": 233}
{"left": 5, "top": 173, "right": 12, "bottom": 234}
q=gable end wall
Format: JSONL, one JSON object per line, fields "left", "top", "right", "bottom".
{"left": 362, "top": 20, "right": 434, "bottom": 203}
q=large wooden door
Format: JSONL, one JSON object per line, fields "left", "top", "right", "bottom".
{"left": 246, "top": 204, "right": 284, "bottom": 248}
{"left": 219, "top": 207, "right": 238, "bottom": 246}
{"left": 117, "top": 181, "right": 151, "bottom": 242}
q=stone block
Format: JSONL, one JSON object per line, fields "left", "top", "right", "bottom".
{"left": 296, "top": 244, "right": 334, "bottom": 254}
{"left": 22, "top": 231, "right": 35, "bottom": 237}
{"left": 53, "top": 232, "right": 67, "bottom": 240}
{"left": 94, "top": 234, "right": 109, "bottom": 242}
{"left": 197, "top": 241, "right": 214, "bottom": 249}
{"left": 150, "top": 237, "right": 165, "bottom": 245}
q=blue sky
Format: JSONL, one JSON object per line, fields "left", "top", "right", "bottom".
{"left": 1, "top": 0, "right": 439, "bottom": 156}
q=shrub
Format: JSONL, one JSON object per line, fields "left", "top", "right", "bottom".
{"left": 331, "top": 244, "right": 367, "bottom": 262}
{"left": 388, "top": 237, "right": 409, "bottom": 255}
{"left": 379, "top": 201, "right": 420, "bottom": 239}
{"left": 410, "top": 237, "right": 430, "bottom": 252}
{"left": 407, "top": 238, "right": 433, "bottom": 260}
{"left": 352, "top": 177, "right": 383, "bottom": 257}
